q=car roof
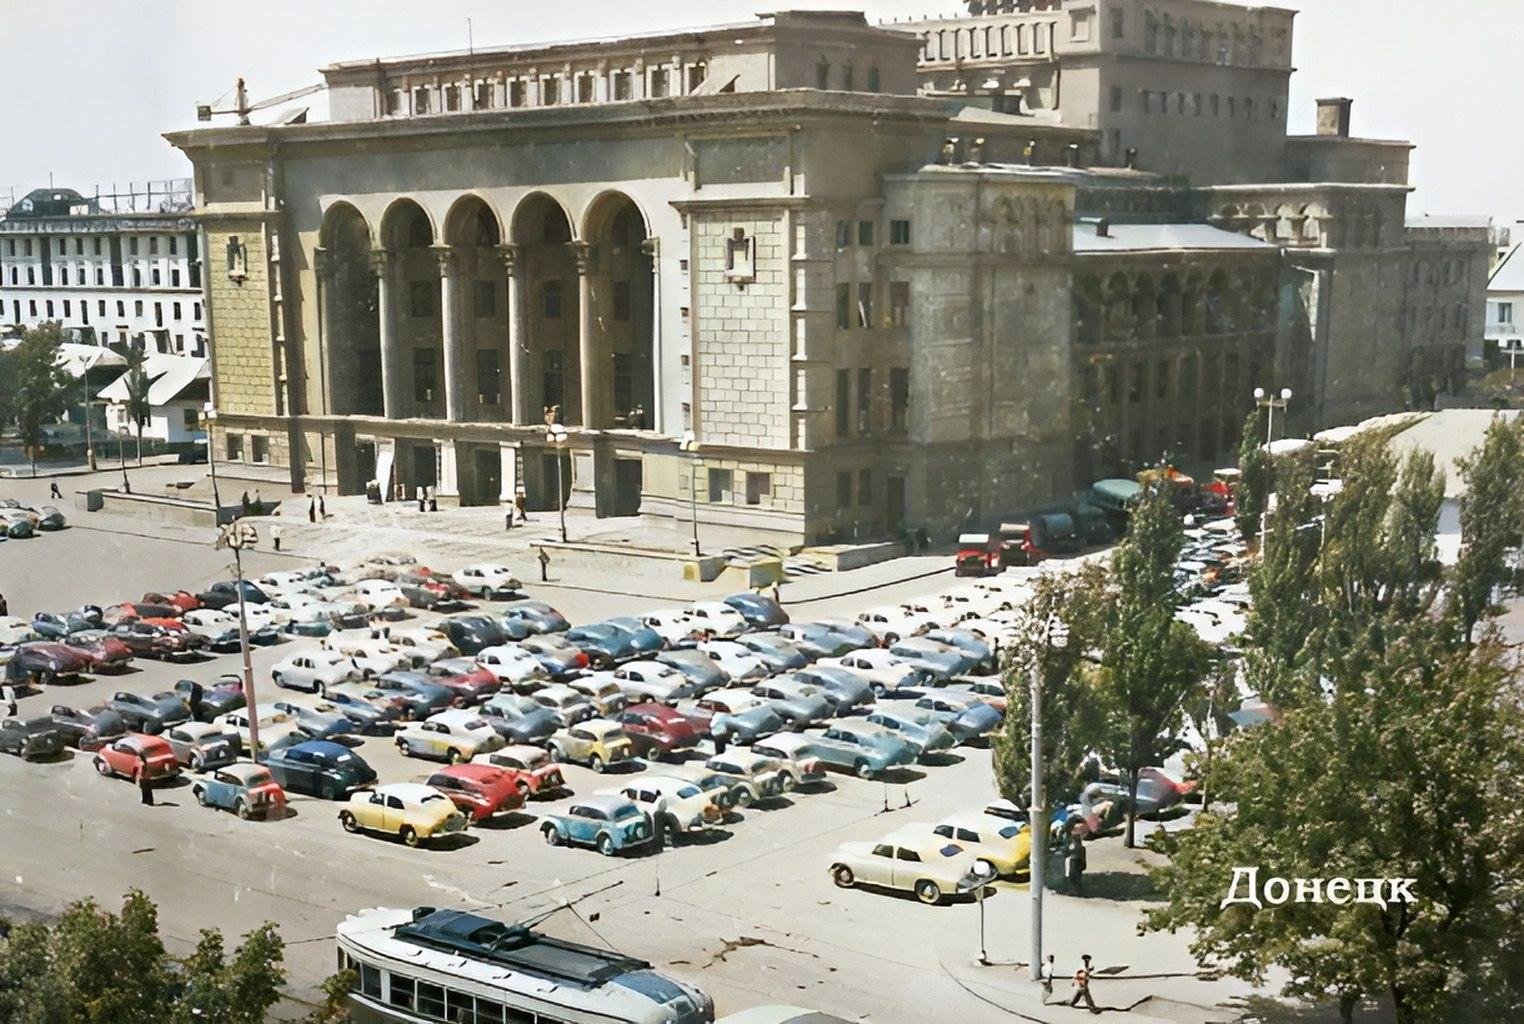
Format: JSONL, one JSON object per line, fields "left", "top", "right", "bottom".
{"left": 578, "top": 793, "right": 635, "bottom": 814}
{"left": 224, "top": 763, "right": 272, "bottom": 782}
{"left": 289, "top": 739, "right": 349, "bottom": 757}
{"left": 376, "top": 782, "right": 444, "bottom": 802}
{"left": 578, "top": 718, "right": 622, "bottom": 733}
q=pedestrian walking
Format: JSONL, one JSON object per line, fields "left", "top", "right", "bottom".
{"left": 318, "top": 495, "right": 327, "bottom": 518}
{"left": 515, "top": 491, "right": 528, "bottom": 524}
{"left": 537, "top": 547, "right": 551, "bottom": 583}
{"left": 1068, "top": 955, "right": 1100, "bottom": 1014}
{"left": 1038, "top": 954, "right": 1056, "bottom": 1004}
{"left": 417, "top": 486, "right": 426, "bottom": 513}
{"left": 138, "top": 756, "right": 155, "bottom": 807}
{"left": 49, "top": 481, "right": 62, "bottom": 500}
{"left": 271, "top": 524, "right": 283, "bottom": 552}
{"left": 711, "top": 721, "right": 731, "bottom": 755}
{"left": 1065, "top": 828, "right": 1088, "bottom": 896}
{"left": 2, "top": 684, "right": 18, "bottom": 718}
{"left": 308, "top": 498, "right": 317, "bottom": 523}
{"left": 771, "top": 580, "right": 782, "bottom": 604}
{"left": 185, "top": 681, "right": 204, "bottom": 723}
{"left": 506, "top": 511, "right": 515, "bottom": 532}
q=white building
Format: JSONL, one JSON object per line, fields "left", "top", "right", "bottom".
{"left": 97, "top": 352, "right": 211, "bottom": 444}
{"left": 0, "top": 183, "right": 208, "bottom": 357}
{"left": 1486, "top": 240, "right": 1524, "bottom": 370}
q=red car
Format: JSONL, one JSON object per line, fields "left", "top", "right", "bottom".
{"left": 617, "top": 703, "right": 708, "bottom": 762}
{"left": 431, "top": 666, "right": 500, "bottom": 705}
{"left": 93, "top": 733, "right": 180, "bottom": 783}
{"left": 60, "top": 633, "right": 134, "bottom": 673}
{"left": 103, "top": 601, "right": 181, "bottom": 625}
{"left": 143, "top": 590, "right": 202, "bottom": 614}
{"left": 477, "top": 745, "right": 567, "bottom": 797}
{"left": 424, "top": 764, "right": 527, "bottom": 821}
{"left": 107, "top": 621, "right": 208, "bottom": 661}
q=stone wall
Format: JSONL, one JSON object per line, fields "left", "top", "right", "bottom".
{"left": 204, "top": 223, "right": 278, "bottom": 416}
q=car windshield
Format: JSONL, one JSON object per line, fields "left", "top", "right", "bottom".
{"left": 604, "top": 728, "right": 630, "bottom": 741}
{"left": 247, "top": 769, "right": 274, "bottom": 786}
{"left": 612, "top": 804, "right": 642, "bottom": 821}
{"left": 675, "top": 785, "right": 701, "bottom": 799}
{"left": 419, "top": 794, "right": 446, "bottom": 804}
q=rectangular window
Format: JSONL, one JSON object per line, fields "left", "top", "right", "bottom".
{"left": 169, "top": 236, "right": 178, "bottom": 255}
{"left": 182, "top": 407, "right": 197, "bottom": 431}
{"left": 835, "top": 283, "right": 851, "bottom": 330}
{"left": 148, "top": 236, "right": 159, "bottom": 255}
{"left": 409, "top": 281, "right": 434, "bottom": 318}
{"left": 386, "top": 975, "right": 415, "bottom": 1011}
{"left": 745, "top": 471, "right": 770, "bottom": 506}
{"left": 96, "top": 267, "right": 105, "bottom": 285}
{"left": 613, "top": 71, "right": 632, "bottom": 100}
{"left": 413, "top": 348, "right": 438, "bottom": 402}
{"left": 650, "top": 68, "right": 670, "bottom": 98}
{"left": 1110, "top": 86, "right": 1122, "bottom": 113}
{"left": 473, "top": 279, "right": 496, "bottom": 318}
{"left": 1501, "top": 302, "right": 1515, "bottom": 325}
{"left": 541, "top": 77, "right": 560, "bottom": 105}
{"left": 129, "top": 237, "right": 139, "bottom": 255}
{"left": 46, "top": 300, "right": 54, "bottom": 318}
{"left": 151, "top": 267, "right": 162, "bottom": 286}
{"left": 858, "top": 220, "right": 874, "bottom": 247}
{"left": 1156, "top": 359, "right": 1170, "bottom": 400}
{"left": 612, "top": 352, "right": 633, "bottom": 416}
{"left": 251, "top": 435, "right": 269, "bottom": 464}
{"left": 359, "top": 965, "right": 382, "bottom": 999}
{"left": 707, "top": 467, "right": 733, "bottom": 503}
{"left": 857, "top": 283, "right": 873, "bottom": 328}
{"left": 226, "top": 433, "right": 244, "bottom": 461}
{"left": 612, "top": 280, "right": 631, "bottom": 321}
{"left": 444, "top": 84, "right": 461, "bottom": 111}
{"left": 509, "top": 80, "right": 525, "bottom": 107}
{"left": 543, "top": 350, "right": 564, "bottom": 409}
{"left": 476, "top": 348, "right": 501, "bottom": 405}
{"left": 134, "top": 299, "right": 144, "bottom": 317}
{"left": 385, "top": 90, "right": 402, "bottom": 115}
{"left": 1211, "top": 93, "right": 1220, "bottom": 117}
{"left": 415, "top": 982, "right": 445, "bottom": 1019}
{"left": 835, "top": 220, "right": 851, "bottom": 248}
{"left": 858, "top": 468, "right": 872, "bottom": 506}
{"left": 890, "top": 367, "right": 909, "bottom": 431}
{"left": 193, "top": 302, "right": 202, "bottom": 319}
{"left": 542, "top": 279, "right": 563, "bottom": 318}
{"left": 835, "top": 472, "right": 852, "bottom": 508}
{"left": 1245, "top": 97, "right": 1255, "bottom": 119}
{"left": 63, "top": 300, "right": 71, "bottom": 318}
{"left": 890, "top": 219, "right": 911, "bottom": 245}
{"left": 172, "top": 302, "right": 182, "bottom": 320}
{"left": 117, "top": 301, "right": 126, "bottom": 317}
{"left": 577, "top": 74, "right": 594, "bottom": 104}
{"left": 835, "top": 369, "right": 851, "bottom": 436}
{"left": 857, "top": 368, "right": 872, "bottom": 432}
{"left": 171, "top": 267, "right": 181, "bottom": 287}
{"left": 889, "top": 281, "right": 910, "bottom": 327}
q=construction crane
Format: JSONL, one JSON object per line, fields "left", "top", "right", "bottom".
{"left": 196, "top": 77, "right": 325, "bottom": 126}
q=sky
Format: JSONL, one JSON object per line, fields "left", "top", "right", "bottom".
{"left": 1, "top": 0, "right": 1512, "bottom": 226}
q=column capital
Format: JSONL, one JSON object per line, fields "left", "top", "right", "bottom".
{"left": 640, "top": 236, "right": 660, "bottom": 261}
{"left": 494, "top": 243, "right": 520, "bottom": 275}
{"left": 567, "top": 240, "right": 595, "bottom": 275}
{"left": 313, "top": 246, "right": 341, "bottom": 281}
{"left": 432, "top": 245, "right": 470, "bottom": 276}
{"left": 367, "top": 248, "right": 398, "bottom": 278}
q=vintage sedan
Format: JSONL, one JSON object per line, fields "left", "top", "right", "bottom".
{"left": 321, "top": 638, "right": 414, "bottom": 677}
{"left": 684, "top": 601, "right": 750, "bottom": 639}
{"left": 141, "top": 589, "right": 201, "bottom": 614}
{"left": 701, "top": 750, "right": 792, "bottom": 806}
{"left": 191, "top": 763, "right": 286, "bottom": 820}
{"left": 545, "top": 718, "right": 636, "bottom": 773}
{"left": 271, "top": 701, "right": 358, "bottom": 741}
{"left": 855, "top": 607, "right": 937, "bottom": 645}
{"left": 0, "top": 717, "right": 66, "bottom": 761}
{"left": 106, "top": 620, "right": 207, "bottom": 661}
{"left": 865, "top": 708, "right": 957, "bottom": 759}
{"left": 181, "top": 609, "right": 282, "bottom": 651}
{"left": 601, "top": 617, "right": 665, "bottom": 658}
{"left": 58, "top": 631, "right": 135, "bottom": 673}
{"left": 723, "top": 592, "right": 790, "bottom": 629}
{"left": 773, "top": 622, "right": 858, "bottom": 661}
{"left": 0, "top": 511, "right": 35, "bottom": 538}
{"left": 599, "top": 775, "right": 723, "bottom": 840}
{"left": 518, "top": 633, "right": 589, "bottom": 678}
{"left": 370, "top": 671, "right": 457, "bottom": 718}
{"left": 350, "top": 579, "right": 409, "bottom": 612}
{"left": 422, "top": 659, "right": 501, "bottom": 704}
{"left": 475, "top": 644, "right": 550, "bottom": 689}
{"left": 394, "top": 709, "right": 505, "bottom": 763}
{"left": 788, "top": 666, "right": 874, "bottom": 713}
{"left": 264, "top": 740, "right": 377, "bottom": 799}
{"left": 564, "top": 674, "right": 628, "bottom": 717}
{"left": 748, "top": 734, "right": 830, "bottom": 789}
{"left": 887, "top": 637, "right": 979, "bottom": 683}
{"left": 440, "top": 614, "right": 516, "bottom": 655}
{"left": 653, "top": 649, "right": 730, "bottom": 695}
{"left": 538, "top": 794, "right": 652, "bottom": 855}
{"left": 923, "top": 813, "right": 1031, "bottom": 876}
{"left": 498, "top": 600, "right": 570, "bottom": 635}
{"left": 5, "top": 641, "right": 92, "bottom": 685}
{"left": 214, "top": 709, "right": 299, "bottom": 754}
{"left": 945, "top": 676, "right": 1009, "bottom": 714}
{"left": 714, "top": 1007, "right": 848, "bottom": 1024}
{"left": 162, "top": 721, "right": 238, "bottom": 770}
{"left": 29, "top": 608, "right": 102, "bottom": 640}
{"left": 817, "top": 649, "right": 920, "bottom": 697}
{"left": 93, "top": 733, "right": 180, "bottom": 782}
{"left": 924, "top": 628, "right": 995, "bottom": 673}
{"left": 46, "top": 705, "right": 128, "bottom": 750}
{"left": 478, "top": 693, "right": 560, "bottom": 744}
{"left": 695, "top": 641, "right": 769, "bottom": 682}
{"left": 692, "top": 690, "right": 784, "bottom": 744}
{"left": 529, "top": 683, "right": 598, "bottom": 727}
{"left": 195, "top": 579, "right": 270, "bottom": 610}
{"left": 378, "top": 626, "right": 457, "bottom": 663}
{"left": 611, "top": 661, "right": 700, "bottom": 703}
{"left": 339, "top": 783, "right": 469, "bottom": 847}
{"left": 734, "top": 632, "right": 810, "bottom": 672}
{"left": 829, "top": 824, "right": 992, "bottom": 905}
{"left": 750, "top": 679, "right": 833, "bottom": 731}
{"left": 797, "top": 722, "right": 918, "bottom": 779}
{"left": 323, "top": 685, "right": 406, "bottom": 733}
{"left": 270, "top": 650, "right": 360, "bottom": 694}
{"left": 0, "top": 616, "right": 34, "bottom": 645}
{"left": 914, "top": 692, "right": 1004, "bottom": 743}
{"left": 423, "top": 764, "right": 527, "bottom": 821}
{"left": 31, "top": 505, "right": 67, "bottom": 531}
{"left": 617, "top": 703, "right": 707, "bottom": 761}
{"left": 562, "top": 624, "right": 632, "bottom": 668}
{"left": 107, "top": 690, "right": 191, "bottom": 734}
{"left": 174, "top": 677, "right": 246, "bottom": 722}
{"left": 472, "top": 744, "right": 567, "bottom": 797}
{"left": 453, "top": 564, "right": 524, "bottom": 598}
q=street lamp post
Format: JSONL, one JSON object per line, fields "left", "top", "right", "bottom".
{"left": 202, "top": 403, "right": 223, "bottom": 511}
{"left": 215, "top": 521, "right": 261, "bottom": 759}
{"left": 116, "top": 426, "right": 131, "bottom": 494}
{"left": 1253, "top": 387, "right": 1293, "bottom": 551}
{"left": 546, "top": 423, "right": 568, "bottom": 543}
{"left": 81, "top": 376, "right": 96, "bottom": 471}
{"left": 1028, "top": 616, "right": 1067, "bottom": 981}
{"left": 678, "top": 431, "right": 701, "bottom": 556}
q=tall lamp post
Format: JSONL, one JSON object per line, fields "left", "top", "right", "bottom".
{"left": 1253, "top": 387, "right": 1293, "bottom": 551}
{"left": 81, "top": 374, "right": 96, "bottom": 471}
{"left": 202, "top": 403, "right": 223, "bottom": 511}
{"left": 215, "top": 520, "right": 261, "bottom": 759}
{"left": 678, "top": 431, "right": 702, "bottom": 556}
{"left": 115, "top": 425, "right": 131, "bottom": 494}
{"left": 546, "top": 423, "right": 568, "bottom": 543}
{"left": 1028, "top": 616, "right": 1068, "bottom": 982}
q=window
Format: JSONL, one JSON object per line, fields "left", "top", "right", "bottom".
{"left": 386, "top": 975, "right": 415, "bottom": 1011}
{"left": 890, "top": 367, "right": 909, "bottom": 431}
{"left": 543, "top": 350, "right": 564, "bottom": 409}
{"left": 836, "top": 472, "right": 852, "bottom": 507}
{"left": 509, "top": 80, "right": 525, "bottom": 107}
{"left": 707, "top": 467, "right": 733, "bottom": 503}
{"left": 193, "top": 302, "right": 202, "bottom": 319}
{"left": 408, "top": 281, "right": 434, "bottom": 318}
{"left": 172, "top": 302, "right": 182, "bottom": 320}
{"left": 413, "top": 348, "right": 438, "bottom": 402}
{"left": 867, "top": 66, "right": 881, "bottom": 92}
{"left": 251, "top": 435, "right": 269, "bottom": 464}
{"left": 182, "top": 407, "right": 197, "bottom": 432}
{"left": 836, "top": 369, "right": 851, "bottom": 436}
{"left": 835, "top": 220, "right": 852, "bottom": 248}
{"left": 541, "top": 77, "right": 560, "bottom": 105}
{"left": 650, "top": 68, "right": 669, "bottom": 98}
{"left": 612, "top": 280, "right": 631, "bottom": 320}
{"left": 226, "top": 433, "right": 244, "bottom": 461}
{"left": 613, "top": 71, "right": 632, "bottom": 100}
{"left": 857, "top": 283, "right": 873, "bottom": 328}
{"left": 817, "top": 58, "right": 830, "bottom": 90}
{"left": 1155, "top": 359, "right": 1170, "bottom": 400}
{"left": 890, "top": 219, "right": 911, "bottom": 245}
{"left": 1500, "top": 302, "right": 1515, "bottom": 325}
{"left": 63, "top": 300, "right": 71, "bottom": 318}
{"left": 415, "top": 982, "right": 445, "bottom": 1019}
{"left": 542, "top": 279, "right": 563, "bottom": 318}
{"left": 473, "top": 80, "right": 491, "bottom": 109}
{"left": 889, "top": 281, "right": 910, "bottom": 327}
{"left": 841, "top": 64, "right": 855, "bottom": 91}
{"left": 413, "top": 87, "right": 431, "bottom": 113}
{"left": 385, "top": 90, "right": 403, "bottom": 115}
{"left": 359, "top": 964, "right": 382, "bottom": 999}
{"left": 835, "top": 283, "right": 852, "bottom": 330}
{"left": 857, "top": 368, "right": 872, "bottom": 432}
{"left": 96, "top": 267, "right": 105, "bottom": 285}
{"left": 745, "top": 472, "right": 771, "bottom": 506}
{"left": 152, "top": 266, "right": 162, "bottom": 286}
{"left": 148, "top": 237, "right": 159, "bottom": 255}
{"left": 45, "top": 300, "right": 54, "bottom": 318}
{"left": 858, "top": 468, "right": 872, "bottom": 506}
{"left": 60, "top": 266, "right": 70, "bottom": 286}
{"left": 612, "top": 352, "right": 633, "bottom": 415}
{"left": 171, "top": 267, "right": 181, "bottom": 287}
{"left": 577, "top": 74, "right": 594, "bottom": 104}
{"left": 473, "top": 279, "right": 496, "bottom": 318}
{"left": 858, "top": 220, "right": 874, "bottom": 247}
{"left": 135, "top": 300, "right": 144, "bottom": 317}
{"left": 1211, "top": 93, "right": 1220, "bottom": 117}
{"left": 476, "top": 349, "right": 501, "bottom": 405}
{"left": 1245, "top": 97, "right": 1255, "bottom": 119}
{"left": 93, "top": 237, "right": 102, "bottom": 255}
{"left": 725, "top": 231, "right": 755, "bottom": 282}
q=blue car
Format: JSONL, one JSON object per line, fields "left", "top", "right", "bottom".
{"left": 371, "top": 671, "right": 456, "bottom": 718}
{"left": 499, "top": 600, "right": 570, "bottom": 635}
{"left": 924, "top": 628, "right": 995, "bottom": 673}
{"left": 191, "top": 763, "right": 286, "bottom": 819}
{"left": 539, "top": 794, "right": 653, "bottom": 855}
{"left": 723, "top": 592, "right": 789, "bottom": 629}
{"left": 564, "top": 624, "right": 635, "bottom": 668}
{"left": 264, "top": 740, "right": 377, "bottom": 799}
{"left": 602, "top": 617, "right": 665, "bottom": 658}
{"left": 272, "top": 701, "right": 356, "bottom": 741}
{"left": 914, "top": 693, "right": 1004, "bottom": 744}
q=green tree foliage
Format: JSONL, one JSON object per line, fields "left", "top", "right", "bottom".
{"left": 1451, "top": 415, "right": 1524, "bottom": 642}
{"left": 1240, "top": 454, "right": 1324, "bottom": 707}
{"left": 122, "top": 342, "right": 153, "bottom": 465}
{"left": 0, "top": 321, "right": 73, "bottom": 476}
{"left": 1235, "top": 409, "right": 1271, "bottom": 543}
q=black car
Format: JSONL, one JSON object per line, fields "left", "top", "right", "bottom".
{"left": 106, "top": 621, "right": 208, "bottom": 661}
{"left": 439, "top": 614, "right": 515, "bottom": 655}
{"left": 195, "top": 579, "right": 270, "bottom": 611}
{"left": 46, "top": 705, "right": 128, "bottom": 750}
{"left": 724, "top": 592, "right": 790, "bottom": 629}
{"left": 174, "top": 678, "right": 247, "bottom": 722}
{"left": 106, "top": 690, "right": 191, "bottom": 733}
{"left": 0, "top": 717, "right": 66, "bottom": 760}
{"left": 498, "top": 600, "right": 571, "bottom": 635}
{"left": 264, "top": 740, "right": 376, "bottom": 799}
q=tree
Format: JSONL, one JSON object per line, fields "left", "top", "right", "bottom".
{"left": 122, "top": 342, "right": 153, "bottom": 465}
{"left": 1450, "top": 414, "right": 1524, "bottom": 643}
{"left": 1240, "top": 454, "right": 1324, "bottom": 708}
{"left": 0, "top": 321, "right": 73, "bottom": 477}
{"left": 1235, "top": 408, "right": 1271, "bottom": 544}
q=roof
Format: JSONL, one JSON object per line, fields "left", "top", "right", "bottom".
{"left": 1388, "top": 409, "right": 1524, "bottom": 499}
{"left": 378, "top": 782, "right": 446, "bottom": 802}
{"left": 1490, "top": 243, "right": 1524, "bottom": 294}
{"left": 1406, "top": 215, "right": 1492, "bottom": 229}
{"left": 577, "top": 793, "right": 636, "bottom": 814}
{"left": 56, "top": 343, "right": 126, "bottom": 378}
{"left": 97, "top": 354, "right": 210, "bottom": 405}
{"left": 1073, "top": 222, "right": 1276, "bottom": 254}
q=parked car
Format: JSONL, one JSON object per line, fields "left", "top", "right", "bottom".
{"left": 714, "top": 1008, "right": 849, "bottom": 1024}
{"left": 829, "top": 824, "right": 991, "bottom": 905}
{"left": 609, "top": 661, "right": 695, "bottom": 703}
{"left": 264, "top": 740, "right": 377, "bottom": 799}
{"left": 103, "top": 600, "right": 180, "bottom": 624}
{"left": 5, "top": 641, "right": 91, "bottom": 684}
{"left": 563, "top": 674, "right": 628, "bottom": 717}
{"left": 684, "top": 601, "right": 750, "bottom": 639}
{"left": 29, "top": 609, "right": 101, "bottom": 641}
{"left": 914, "top": 692, "right": 1004, "bottom": 743}
{"left": 788, "top": 666, "right": 874, "bottom": 713}
{"left": 600, "top": 617, "right": 665, "bottom": 658}
{"left": 809, "top": 618, "right": 879, "bottom": 650}
{"left": 563, "top": 623, "right": 633, "bottom": 668}
{"left": 924, "top": 628, "right": 995, "bottom": 673}
{"left": 653, "top": 649, "right": 730, "bottom": 695}
{"left": 141, "top": 589, "right": 201, "bottom": 614}
{"left": 371, "top": 671, "right": 458, "bottom": 718}
{"left": 734, "top": 632, "right": 809, "bottom": 672}
{"left": 546, "top": 718, "right": 636, "bottom": 773}
{"left": 106, "top": 690, "right": 190, "bottom": 734}
{"left": 855, "top": 607, "right": 937, "bottom": 645}
{"left": 640, "top": 609, "right": 702, "bottom": 647}
{"left": 174, "top": 677, "right": 246, "bottom": 722}
{"left": 350, "top": 579, "right": 409, "bottom": 612}
{"left": 375, "top": 626, "right": 457, "bottom": 663}
{"left": 324, "top": 685, "right": 407, "bottom": 733}
{"left": 321, "top": 638, "right": 414, "bottom": 678}
{"left": 748, "top": 734, "right": 830, "bottom": 789}
{"left": 475, "top": 644, "right": 551, "bottom": 689}
{"left": 195, "top": 579, "right": 270, "bottom": 610}
{"left": 617, "top": 703, "right": 707, "bottom": 761}
{"left": 106, "top": 620, "right": 207, "bottom": 661}
{"left": 0, "top": 511, "right": 36, "bottom": 538}
{"left": 191, "top": 763, "right": 286, "bottom": 820}
{"left": 865, "top": 708, "right": 956, "bottom": 759}
{"left": 440, "top": 614, "right": 516, "bottom": 655}
{"left": 518, "top": 633, "right": 589, "bottom": 678}
{"left": 339, "top": 783, "right": 469, "bottom": 847}
{"left": 31, "top": 505, "right": 67, "bottom": 531}
{"left": 395, "top": 708, "right": 505, "bottom": 762}
{"left": 181, "top": 608, "right": 282, "bottom": 651}
{"left": 946, "top": 676, "right": 1009, "bottom": 714}
{"left": 750, "top": 679, "right": 833, "bottom": 730}
{"left": 773, "top": 622, "right": 858, "bottom": 661}
{"left": 0, "top": 716, "right": 66, "bottom": 761}
{"left": 271, "top": 701, "right": 358, "bottom": 741}
{"left": 600, "top": 774, "right": 724, "bottom": 841}
{"left": 477, "top": 693, "right": 561, "bottom": 744}
{"left": 0, "top": 616, "right": 34, "bottom": 645}
{"left": 539, "top": 794, "right": 652, "bottom": 855}
{"left": 817, "top": 649, "right": 919, "bottom": 697}
{"left": 423, "top": 661, "right": 502, "bottom": 705}
{"left": 529, "top": 683, "right": 598, "bottom": 727}
{"left": 214, "top": 709, "right": 299, "bottom": 754}
{"left": 453, "top": 564, "right": 524, "bottom": 599}
{"left": 723, "top": 592, "right": 789, "bottom": 629}
{"left": 271, "top": 650, "right": 360, "bottom": 694}
{"left": 691, "top": 690, "right": 784, "bottom": 744}
{"left": 472, "top": 744, "right": 567, "bottom": 797}
{"left": 921, "top": 813, "right": 1031, "bottom": 876}
{"left": 46, "top": 704, "right": 128, "bottom": 750}
{"left": 497, "top": 600, "right": 570, "bottom": 635}
{"left": 93, "top": 733, "right": 179, "bottom": 782}
{"left": 695, "top": 640, "right": 769, "bottom": 682}
{"left": 423, "top": 764, "right": 527, "bottom": 821}
{"left": 162, "top": 720, "right": 238, "bottom": 770}
{"left": 887, "top": 637, "right": 977, "bottom": 684}
{"left": 796, "top": 722, "right": 918, "bottom": 779}
{"left": 700, "top": 750, "right": 792, "bottom": 806}
{"left": 58, "top": 631, "right": 135, "bottom": 673}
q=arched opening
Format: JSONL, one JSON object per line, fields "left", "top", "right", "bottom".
{"left": 443, "top": 196, "right": 506, "bottom": 421}
{"left": 582, "top": 192, "right": 654, "bottom": 430}
{"left": 1104, "top": 272, "right": 1134, "bottom": 342}
{"left": 510, "top": 193, "right": 578, "bottom": 426}
{"left": 1132, "top": 274, "right": 1158, "bottom": 339}
{"left": 1074, "top": 275, "right": 1103, "bottom": 345}
{"left": 1158, "top": 273, "right": 1183, "bottom": 337}
{"left": 378, "top": 198, "right": 439, "bottom": 418}
{"left": 318, "top": 203, "right": 380, "bottom": 416}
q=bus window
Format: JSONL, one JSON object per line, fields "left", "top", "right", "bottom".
{"left": 387, "top": 973, "right": 415, "bottom": 1010}
{"left": 417, "top": 981, "right": 446, "bottom": 1018}
{"left": 360, "top": 963, "right": 382, "bottom": 999}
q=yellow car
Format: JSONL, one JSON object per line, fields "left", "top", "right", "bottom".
{"left": 924, "top": 811, "right": 1031, "bottom": 876}
{"left": 546, "top": 718, "right": 636, "bottom": 773}
{"left": 338, "top": 783, "right": 467, "bottom": 847}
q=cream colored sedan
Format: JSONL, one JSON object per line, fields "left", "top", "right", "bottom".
{"left": 338, "top": 783, "right": 467, "bottom": 847}
{"left": 394, "top": 709, "right": 505, "bottom": 763}
{"left": 829, "top": 824, "right": 992, "bottom": 906}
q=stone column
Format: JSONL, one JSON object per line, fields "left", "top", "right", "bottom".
{"left": 313, "top": 247, "right": 340, "bottom": 415}
{"left": 367, "top": 248, "right": 405, "bottom": 418}
{"left": 497, "top": 244, "right": 527, "bottom": 425}
{"left": 435, "top": 245, "right": 470, "bottom": 422}
{"left": 571, "top": 240, "right": 598, "bottom": 428}
{"left": 641, "top": 236, "right": 661, "bottom": 433}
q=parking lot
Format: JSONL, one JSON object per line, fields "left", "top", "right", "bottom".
{"left": 0, "top": 470, "right": 1255, "bottom": 1024}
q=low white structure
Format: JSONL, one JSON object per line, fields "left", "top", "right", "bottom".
{"left": 98, "top": 353, "right": 210, "bottom": 444}
{"left": 1486, "top": 242, "right": 1524, "bottom": 370}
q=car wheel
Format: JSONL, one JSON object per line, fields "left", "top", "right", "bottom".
{"left": 588, "top": 754, "right": 605, "bottom": 774}
{"left": 542, "top": 825, "right": 562, "bottom": 846}
{"left": 340, "top": 811, "right": 360, "bottom": 833}
{"left": 189, "top": 753, "right": 204, "bottom": 772}
{"left": 832, "top": 865, "right": 856, "bottom": 888}
{"left": 399, "top": 825, "right": 419, "bottom": 848}
{"left": 854, "top": 759, "right": 874, "bottom": 780}
{"left": 734, "top": 788, "right": 753, "bottom": 808}
{"left": 780, "top": 773, "right": 798, "bottom": 793}
{"left": 271, "top": 672, "right": 284, "bottom": 688}
{"left": 94, "top": 757, "right": 112, "bottom": 777}
{"left": 447, "top": 748, "right": 464, "bottom": 765}
{"left": 193, "top": 786, "right": 208, "bottom": 806}
{"left": 235, "top": 799, "right": 253, "bottom": 821}
{"left": 915, "top": 880, "right": 943, "bottom": 905}
{"left": 596, "top": 833, "right": 615, "bottom": 856}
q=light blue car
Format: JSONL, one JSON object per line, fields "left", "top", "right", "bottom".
{"left": 539, "top": 794, "right": 653, "bottom": 856}
{"left": 796, "top": 722, "right": 918, "bottom": 779}
{"left": 191, "top": 763, "right": 286, "bottom": 820}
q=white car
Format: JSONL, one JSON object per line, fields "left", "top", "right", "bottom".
{"left": 321, "top": 637, "right": 415, "bottom": 676}
{"left": 214, "top": 709, "right": 298, "bottom": 753}
{"left": 255, "top": 570, "right": 325, "bottom": 596}
{"left": 383, "top": 627, "right": 458, "bottom": 663}
{"left": 693, "top": 687, "right": 768, "bottom": 716}
{"left": 855, "top": 607, "right": 936, "bottom": 644}
{"left": 611, "top": 661, "right": 692, "bottom": 703}
{"left": 829, "top": 823, "right": 993, "bottom": 906}
{"left": 274, "top": 593, "right": 362, "bottom": 624}
{"left": 395, "top": 709, "right": 505, "bottom": 762}
{"left": 454, "top": 564, "right": 522, "bottom": 597}
{"left": 563, "top": 673, "right": 628, "bottom": 716}
{"left": 271, "top": 650, "right": 360, "bottom": 694}
{"left": 529, "top": 683, "right": 597, "bottom": 726}
{"left": 180, "top": 608, "right": 240, "bottom": 641}
{"left": 242, "top": 603, "right": 288, "bottom": 629}
{"left": 349, "top": 579, "right": 409, "bottom": 611}
{"left": 598, "top": 774, "right": 724, "bottom": 837}
{"left": 684, "top": 601, "right": 749, "bottom": 639}
{"left": 696, "top": 640, "right": 769, "bottom": 681}
{"left": 817, "top": 649, "right": 919, "bottom": 695}
{"left": 0, "top": 616, "right": 34, "bottom": 645}
{"left": 475, "top": 644, "right": 551, "bottom": 688}
{"left": 641, "top": 609, "right": 702, "bottom": 646}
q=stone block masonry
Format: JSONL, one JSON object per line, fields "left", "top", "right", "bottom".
{"left": 205, "top": 225, "right": 278, "bottom": 417}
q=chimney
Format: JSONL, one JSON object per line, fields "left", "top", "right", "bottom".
{"left": 1095, "top": 218, "right": 1110, "bottom": 238}
{"left": 1315, "top": 97, "right": 1353, "bottom": 138}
